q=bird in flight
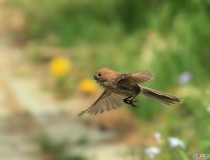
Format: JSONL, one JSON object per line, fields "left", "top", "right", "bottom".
{"left": 78, "top": 68, "right": 181, "bottom": 117}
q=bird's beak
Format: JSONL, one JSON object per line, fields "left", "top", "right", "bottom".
{"left": 93, "top": 74, "right": 98, "bottom": 80}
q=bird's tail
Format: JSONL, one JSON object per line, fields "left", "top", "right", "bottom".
{"left": 141, "top": 86, "right": 182, "bottom": 105}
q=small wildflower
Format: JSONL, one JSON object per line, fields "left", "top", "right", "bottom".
{"left": 168, "top": 137, "right": 186, "bottom": 149}
{"left": 153, "top": 132, "right": 161, "bottom": 144}
{"left": 207, "top": 106, "right": 210, "bottom": 114}
{"left": 49, "top": 57, "right": 71, "bottom": 76}
{"left": 79, "top": 78, "right": 97, "bottom": 93}
{"left": 179, "top": 72, "right": 192, "bottom": 85}
{"left": 145, "top": 146, "right": 160, "bottom": 159}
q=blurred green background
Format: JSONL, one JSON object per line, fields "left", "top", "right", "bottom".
{"left": 0, "top": 0, "right": 210, "bottom": 159}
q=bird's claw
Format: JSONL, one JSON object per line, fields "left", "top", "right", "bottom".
{"left": 124, "top": 99, "right": 138, "bottom": 107}
{"left": 130, "top": 100, "right": 137, "bottom": 107}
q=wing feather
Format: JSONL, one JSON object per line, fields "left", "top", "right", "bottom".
{"left": 77, "top": 90, "right": 126, "bottom": 117}
{"left": 115, "top": 71, "right": 153, "bottom": 84}
{"left": 129, "top": 71, "right": 153, "bottom": 83}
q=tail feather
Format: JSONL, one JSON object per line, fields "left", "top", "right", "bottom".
{"left": 141, "top": 87, "right": 182, "bottom": 105}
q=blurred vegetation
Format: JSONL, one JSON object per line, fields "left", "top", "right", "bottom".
{"left": 10, "top": 0, "right": 210, "bottom": 159}
{"left": 37, "top": 135, "right": 86, "bottom": 160}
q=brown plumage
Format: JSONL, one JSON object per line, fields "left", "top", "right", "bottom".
{"left": 77, "top": 68, "right": 182, "bottom": 117}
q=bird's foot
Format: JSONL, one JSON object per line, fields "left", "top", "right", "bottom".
{"left": 124, "top": 98, "right": 138, "bottom": 107}
{"left": 130, "top": 100, "right": 138, "bottom": 107}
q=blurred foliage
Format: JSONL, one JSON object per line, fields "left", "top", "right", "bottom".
{"left": 12, "top": 0, "right": 210, "bottom": 82}
{"left": 37, "top": 135, "right": 87, "bottom": 160}
{"left": 10, "top": 0, "right": 210, "bottom": 159}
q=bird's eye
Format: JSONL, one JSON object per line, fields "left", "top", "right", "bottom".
{"left": 98, "top": 73, "right": 101, "bottom": 76}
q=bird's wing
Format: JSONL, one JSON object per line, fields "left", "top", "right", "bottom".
{"left": 77, "top": 89, "right": 126, "bottom": 117}
{"left": 128, "top": 71, "right": 153, "bottom": 83}
{"left": 115, "top": 71, "right": 153, "bottom": 84}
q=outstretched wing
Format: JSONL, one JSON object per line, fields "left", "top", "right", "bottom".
{"left": 77, "top": 90, "right": 126, "bottom": 117}
{"left": 115, "top": 71, "right": 153, "bottom": 84}
{"left": 128, "top": 71, "right": 153, "bottom": 83}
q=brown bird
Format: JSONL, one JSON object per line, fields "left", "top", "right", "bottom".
{"left": 78, "top": 68, "right": 181, "bottom": 117}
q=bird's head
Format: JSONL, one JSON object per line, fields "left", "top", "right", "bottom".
{"left": 93, "top": 68, "right": 118, "bottom": 84}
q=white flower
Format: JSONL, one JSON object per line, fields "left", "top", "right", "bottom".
{"left": 207, "top": 106, "right": 210, "bottom": 114}
{"left": 153, "top": 132, "right": 161, "bottom": 144}
{"left": 179, "top": 72, "right": 192, "bottom": 85}
{"left": 168, "top": 137, "right": 186, "bottom": 149}
{"left": 145, "top": 146, "right": 160, "bottom": 159}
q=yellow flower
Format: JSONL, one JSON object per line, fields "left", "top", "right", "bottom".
{"left": 49, "top": 57, "right": 71, "bottom": 76}
{"left": 79, "top": 78, "right": 97, "bottom": 93}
